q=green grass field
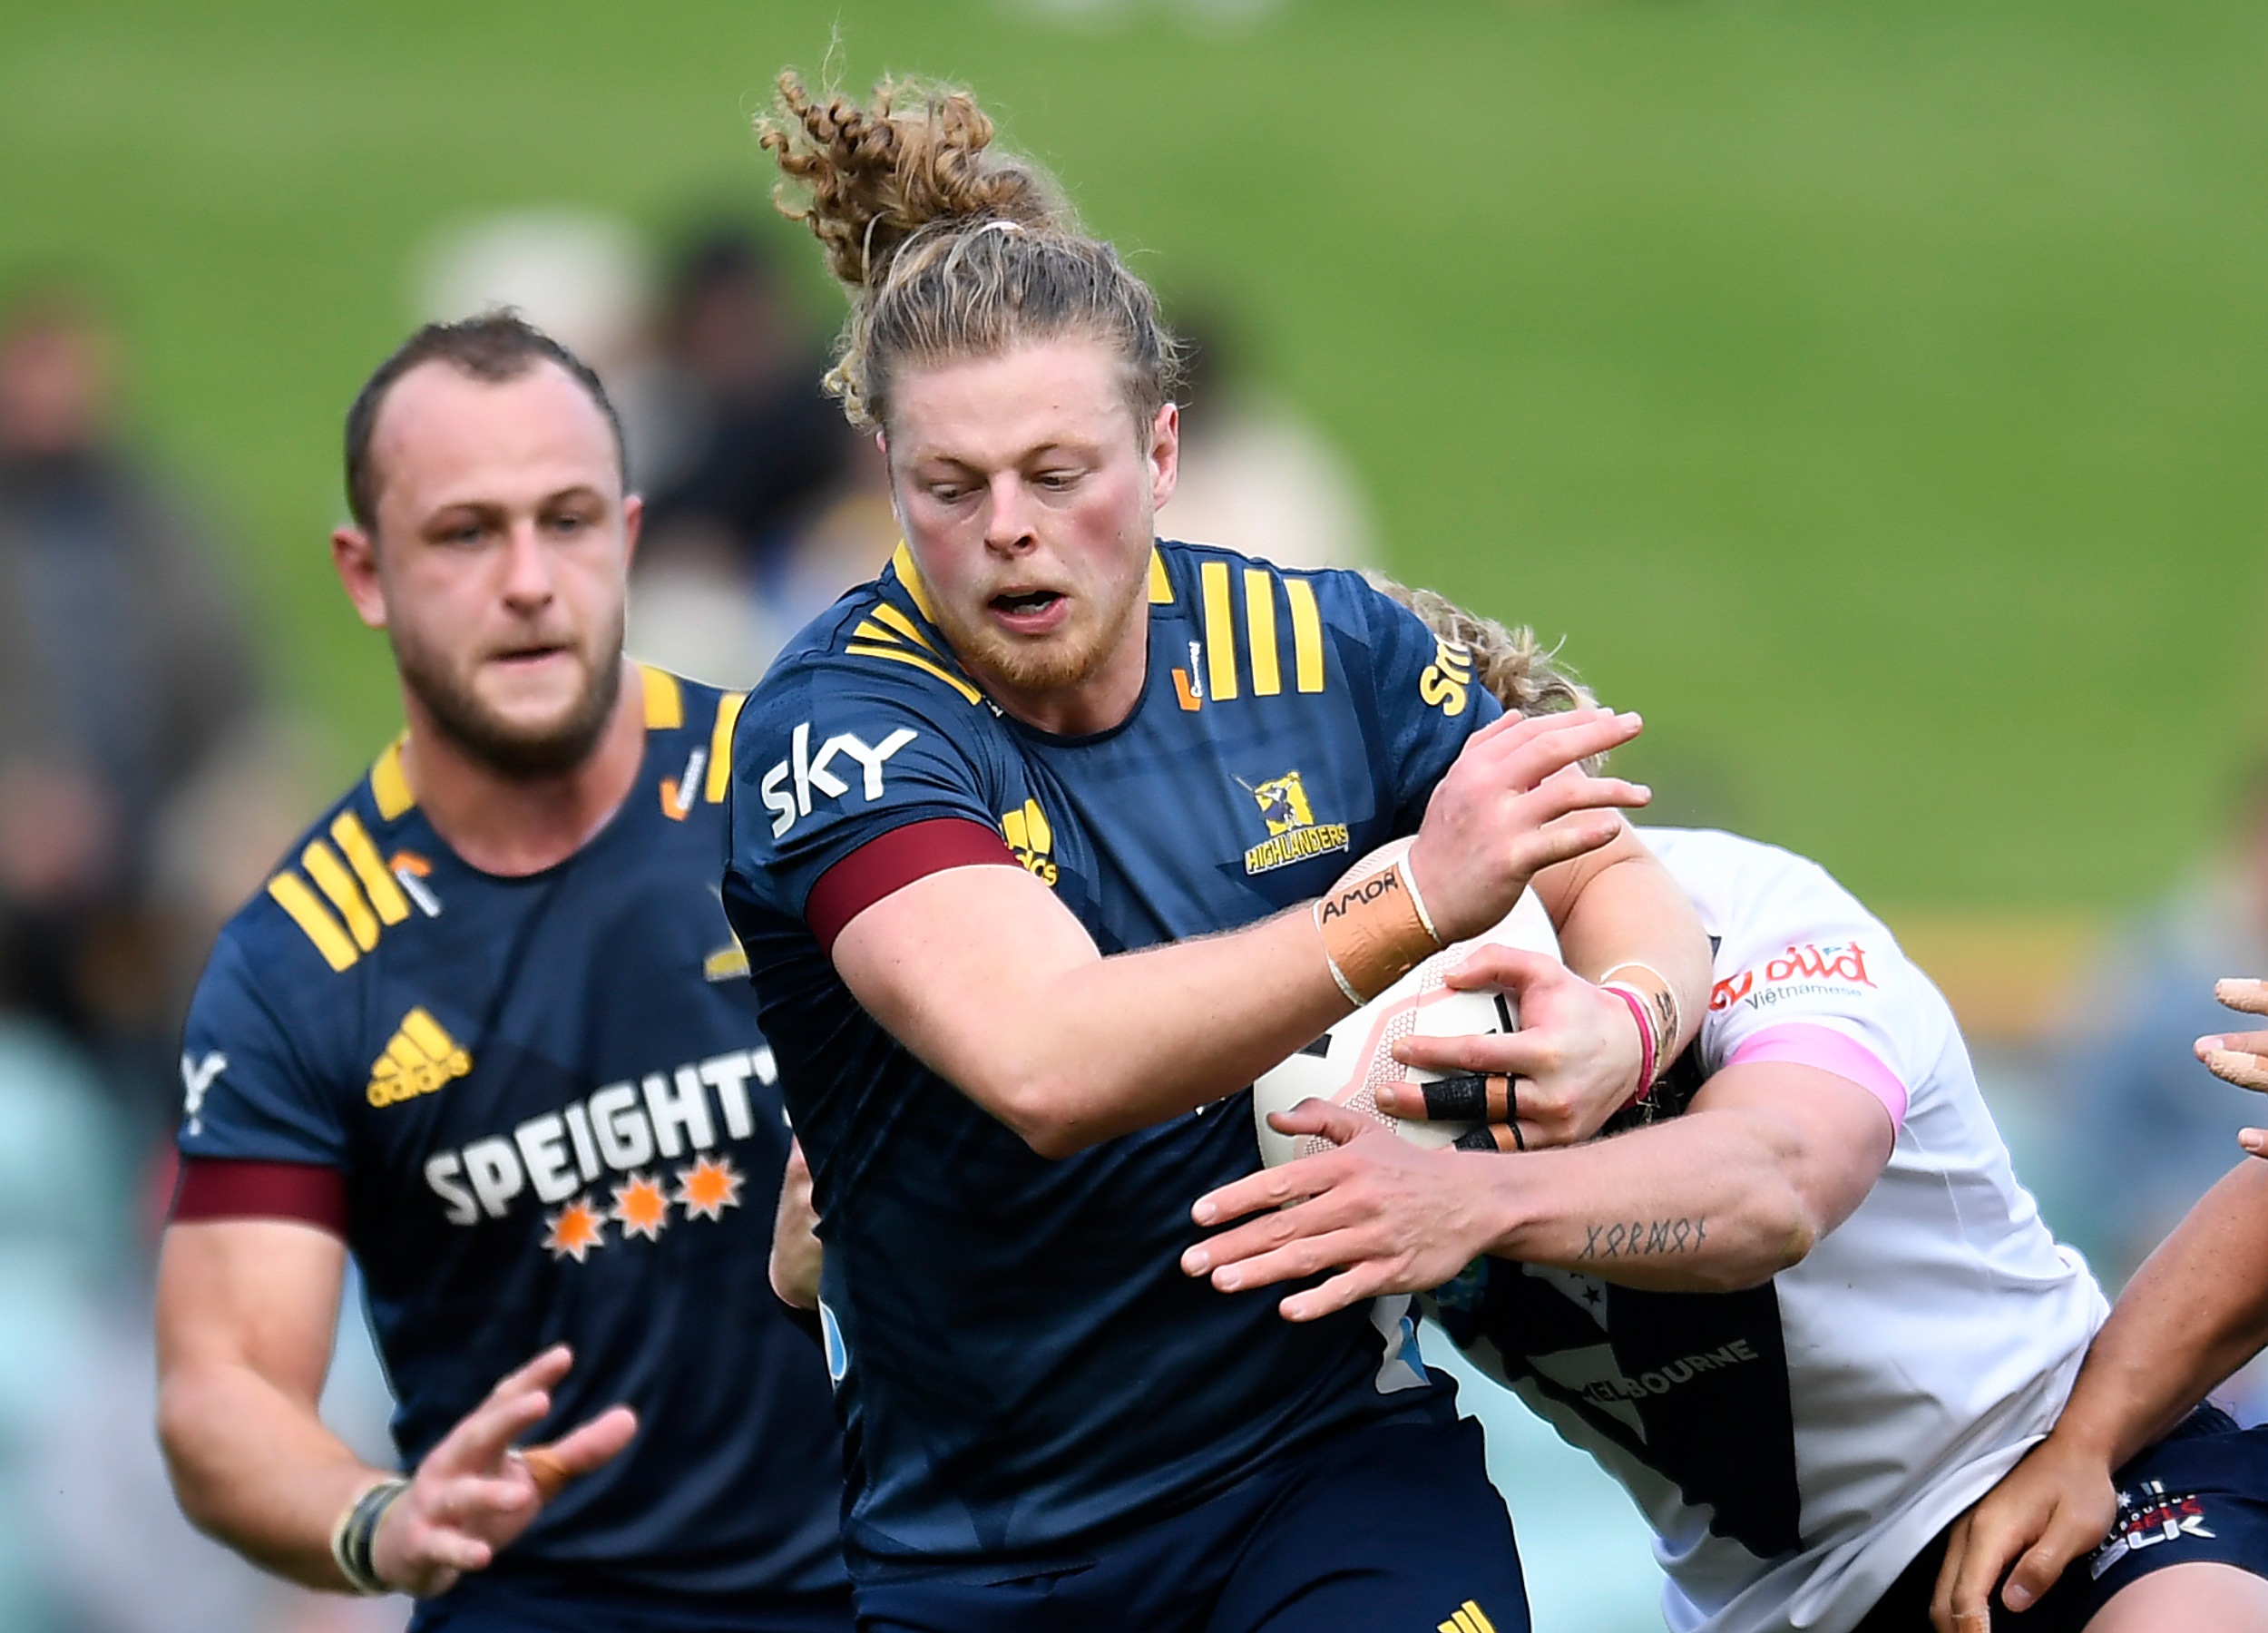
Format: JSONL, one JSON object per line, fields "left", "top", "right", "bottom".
{"left": 5, "top": 0, "right": 2264, "bottom": 911}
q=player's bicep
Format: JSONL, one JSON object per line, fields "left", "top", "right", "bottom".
{"left": 831, "top": 863, "right": 1102, "bottom": 1107}
{"left": 1689, "top": 1061, "right": 1895, "bottom": 1237}
{"left": 155, "top": 1218, "right": 347, "bottom": 1406}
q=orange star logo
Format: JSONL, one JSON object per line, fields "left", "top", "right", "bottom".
{"left": 611, "top": 1172, "right": 670, "bottom": 1242}
{"left": 673, "top": 1154, "right": 744, "bottom": 1222}
{"left": 541, "top": 1197, "right": 606, "bottom": 1262}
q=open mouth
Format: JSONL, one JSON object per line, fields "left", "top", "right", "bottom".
{"left": 991, "top": 589, "right": 1063, "bottom": 617}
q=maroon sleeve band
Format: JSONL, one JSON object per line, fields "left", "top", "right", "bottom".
{"left": 172, "top": 1157, "right": 349, "bottom": 1237}
{"left": 807, "top": 817, "right": 1020, "bottom": 954}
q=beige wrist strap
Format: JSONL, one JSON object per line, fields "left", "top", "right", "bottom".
{"left": 1315, "top": 857, "right": 1443, "bottom": 1005}
{"left": 1601, "top": 959, "right": 1683, "bottom": 1080}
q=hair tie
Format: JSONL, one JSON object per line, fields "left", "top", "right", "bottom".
{"left": 975, "top": 218, "right": 1025, "bottom": 237}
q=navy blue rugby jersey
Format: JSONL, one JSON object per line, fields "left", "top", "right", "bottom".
{"left": 719, "top": 541, "right": 1503, "bottom": 1573}
{"left": 174, "top": 669, "right": 847, "bottom": 1615}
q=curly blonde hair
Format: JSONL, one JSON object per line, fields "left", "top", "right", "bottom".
{"left": 758, "top": 72, "right": 1181, "bottom": 432}
{"left": 1367, "top": 573, "right": 1597, "bottom": 718}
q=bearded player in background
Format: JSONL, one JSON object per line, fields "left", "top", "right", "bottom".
{"left": 154, "top": 315, "right": 849, "bottom": 1631}
{"left": 723, "top": 73, "right": 1714, "bottom": 1633}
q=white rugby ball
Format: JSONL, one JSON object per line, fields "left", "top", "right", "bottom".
{"left": 1252, "top": 841, "right": 1564, "bottom": 1167}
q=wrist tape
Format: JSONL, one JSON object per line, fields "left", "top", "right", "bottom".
{"left": 1315, "top": 857, "right": 1443, "bottom": 1005}
{"left": 330, "top": 1476, "right": 408, "bottom": 1596}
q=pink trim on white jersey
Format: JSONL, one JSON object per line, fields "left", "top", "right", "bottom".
{"left": 1726, "top": 1021, "right": 1908, "bottom": 1127}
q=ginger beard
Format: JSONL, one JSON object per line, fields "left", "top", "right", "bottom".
{"left": 389, "top": 604, "right": 623, "bottom": 779}
{"left": 925, "top": 540, "right": 1149, "bottom": 697}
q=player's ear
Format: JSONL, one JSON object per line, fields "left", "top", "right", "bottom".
{"left": 1147, "top": 401, "right": 1179, "bottom": 511}
{"left": 620, "top": 493, "right": 644, "bottom": 572}
{"left": 330, "top": 525, "right": 389, "bottom": 631}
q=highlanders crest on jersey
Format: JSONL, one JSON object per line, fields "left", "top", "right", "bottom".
{"left": 1239, "top": 770, "right": 1351, "bottom": 875}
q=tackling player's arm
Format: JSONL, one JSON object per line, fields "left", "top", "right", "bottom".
{"left": 832, "top": 708, "right": 1651, "bottom": 1159}
{"left": 1180, "top": 1059, "right": 1892, "bottom": 1319}
{"left": 1931, "top": 1151, "right": 2268, "bottom": 1628}
{"left": 1447, "top": 838, "right": 1714, "bottom": 1149}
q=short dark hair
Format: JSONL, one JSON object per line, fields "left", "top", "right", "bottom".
{"left": 343, "top": 311, "right": 625, "bottom": 532}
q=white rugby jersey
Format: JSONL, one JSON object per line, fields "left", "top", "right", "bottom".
{"left": 1432, "top": 827, "right": 2106, "bottom": 1633}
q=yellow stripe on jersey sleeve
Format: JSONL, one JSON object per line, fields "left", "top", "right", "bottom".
{"left": 890, "top": 542, "right": 941, "bottom": 623}
{"left": 268, "top": 872, "right": 359, "bottom": 972}
{"left": 302, "top": 839, "right": 380, "bottom": 952}
{"left": 1149, "top": 549, "right": 1172, "bottom": 604}
{"left": 330, "top": 812, "right": 409, "bottom": 924}
{"left": 1243, "top": 568, "right": 1281, "bottom": 696}
{"left": 1200, "top": 560, "right": 1239, "bottom": 701}
{"left": 846, "top": 643, "right": 983, "bottom": 705}
{"left": 369, "top": 737, "right": 414, "bottom": 819}
{"left": 640, "top": 665, "right": 684, "bottom": 730}
{"left": 704, "top": 692, "right": 745, "bottom": 803}
{"left": 869, "top": 601, "right": 939, "bottom": 652}
{"left": 1285, "top": 577, "right": 1325, "bottom": 693}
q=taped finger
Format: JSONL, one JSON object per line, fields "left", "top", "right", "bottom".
{"left": 1405, "top": 1072, "right": 1515, "bottom": 1122}
{"left": 2204, "top": 1049, "right": 2268, "bottom": 1092}
{"left": 1454, "top": 1122, "right": 1530, "bottom": 1153}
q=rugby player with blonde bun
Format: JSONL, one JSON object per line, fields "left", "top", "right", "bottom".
{"left": 1184, "top": 582, "right": 2257, "bottom": 1633}
{"left": 723, "top": 72, "right": 1713, "bottom": 1633}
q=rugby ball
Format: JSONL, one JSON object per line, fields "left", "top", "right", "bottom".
{"left": 1252, "top": 841, "right": 1564, "bottom": 1167}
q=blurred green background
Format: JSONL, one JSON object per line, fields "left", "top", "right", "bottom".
{"left": 5, "top": 0, "right": 2263, "bottom": 912}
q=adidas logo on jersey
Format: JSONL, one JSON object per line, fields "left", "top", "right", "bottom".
{"left": 1438, "top": 1599, "right": 1501, "bottom": 1633}
{"left": 759, "top": 722, "right": 919, "bottom": 837}
{"left": 1002, "top": 799, "right": 1059, "bottom": 885}
{"left": 367, "top": 1008, "right": 473, "bottom": 1108}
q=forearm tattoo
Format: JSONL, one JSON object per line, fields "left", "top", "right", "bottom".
{"left": 1579, "top": 1216, "right": 1707, "bottom": 1260}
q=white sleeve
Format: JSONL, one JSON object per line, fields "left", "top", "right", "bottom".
{"left": 1694, "top": 847, "right": 1938, "bottom": 1127}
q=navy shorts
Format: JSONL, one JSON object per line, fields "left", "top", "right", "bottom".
{"left": 1856, "top": 1404, "right": 2268, "bottom": 1632}
{"left": 409, "top": 1579, "right": 855, "bottom": 1633}
{"left": 852, "top": 1413, "right": 1529, "bottom": 1633}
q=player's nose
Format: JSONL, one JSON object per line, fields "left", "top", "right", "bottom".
{"left": 498, "top": 515, "right": 558, "bottom": 606}
{"left": 982, "top": 474, "right": 1040, "bottom": 552}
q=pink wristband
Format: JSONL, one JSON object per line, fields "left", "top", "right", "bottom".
{"left": 1603, "top": 983, "right": 1657, "bottom": 1109}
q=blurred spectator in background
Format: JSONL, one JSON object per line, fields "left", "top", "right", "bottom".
{"left": 2054, "top": 758, "right": 2268, "bottom": 1286}
{"left": 0, "top": 283, "right": 266, "bottom": 1134}
{"left": 635, "top": 222, "right": 847, "bottom": 563}
{"left": 1161, "top": 298, "right": 1375, "bottom": 572}
{"left": 628, "top": 220, "right": 885, "bottom": 685}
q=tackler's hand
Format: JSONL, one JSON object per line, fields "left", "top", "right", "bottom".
{"left": 1406, "top": 709, "right": 1650, "bottom": 945}
{"left": 1375, "top": 946, "right": 1647, "bottom": 1151}
{"left": 1182, "top": 1101, "right": 1504, "bottom": 1323}
{"left": 371, "top": 1345, "right": 636, "bottom": 1598}
{"left": 1930, "top": 1432, "right": 2116, "bottom": 1633}
{"left": 2195, "top": 979, "right": 2268, "bottom": 1157}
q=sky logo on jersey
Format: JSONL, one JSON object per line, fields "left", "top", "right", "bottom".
{"left": 759, "top": 722, "right": 920, "bottom": 837}
{"left": 1002, "top": 798, "right": 1059, "bottom": 885}
{"left": 1709, "top": 943, "right": 1877, "bottom": 1012}
{"left": 1240, "top": 770, "right": 1351, "bottom": 875}
{"left": 367, "top": 1008, "right": 473, "bottom": 1109}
